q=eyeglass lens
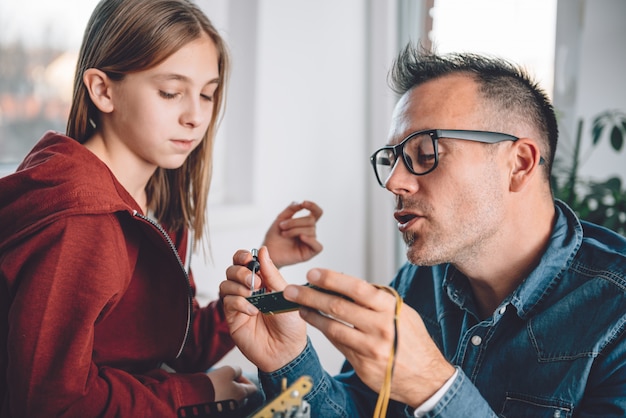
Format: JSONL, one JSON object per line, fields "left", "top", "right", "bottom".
{"left": 373, "top": 133, "right": 436, "bottom": 186}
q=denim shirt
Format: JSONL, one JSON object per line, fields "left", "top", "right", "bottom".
{"left": 258, "top": 201, "right": 626, "bottom": 417}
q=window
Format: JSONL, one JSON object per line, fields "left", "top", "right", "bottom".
{"left": 0, "top": 0, "right": 99, "bottom": 176}
{"left": 429, "top": 0, "right": 557, "bottom": 97}
{"left": 0, "top": 0, "right": 251, "bottom": 210}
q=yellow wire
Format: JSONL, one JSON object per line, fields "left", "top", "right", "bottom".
{"left": 372, "top": 285, "right": 402, "bottom": 418}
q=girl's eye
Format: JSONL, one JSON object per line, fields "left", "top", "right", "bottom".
{"left": 159, "top": 91, "right": 179, "bottom": 99}
{"left": 200, "top": 94, "right": 214, "bottom": 102}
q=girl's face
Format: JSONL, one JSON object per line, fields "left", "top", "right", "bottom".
{"left": 100, "top": 34, "right": 219, "bottom": 174}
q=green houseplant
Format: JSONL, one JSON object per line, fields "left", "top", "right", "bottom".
{"left": 551, "top": 109, "right": 626, "bottom": 236}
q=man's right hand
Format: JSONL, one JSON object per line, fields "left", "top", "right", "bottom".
{"left": 220, "top": 246, "right": 308, "bottom": 372}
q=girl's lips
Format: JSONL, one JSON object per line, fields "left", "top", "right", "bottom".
{"left": 170, "top": 139, "right": 196, "bottom": 151}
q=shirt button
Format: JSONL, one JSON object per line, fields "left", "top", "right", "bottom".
{"left": 471, "top": 335, "right": 482, "bottom": 346}
{"left": 499, "top": 305, "right": 507, "bottom": 315}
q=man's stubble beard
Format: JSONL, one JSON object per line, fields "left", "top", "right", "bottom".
{"left": 402, "top": 230, "right": 446, "bottom": 267}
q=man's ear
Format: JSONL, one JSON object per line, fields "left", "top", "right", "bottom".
{"left": 510, "top": 138, "right": 543, "bottom": 192}
{"left": 83, "top": 68, "right": 114, "bottom": 113}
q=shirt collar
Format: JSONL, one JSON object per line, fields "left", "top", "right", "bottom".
{"left": 509, "top": 200, "right": 583, "bottom": 318}
{"left": 444, "top": 200, "right": 583, "bottom": 320}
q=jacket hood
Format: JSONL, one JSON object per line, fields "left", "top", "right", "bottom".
{"left": 0, "top": 131, "right": 138, "bottom": 251}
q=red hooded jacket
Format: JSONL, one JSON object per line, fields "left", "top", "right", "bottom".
{"left": 0, "top": 132, "right": 235, "bottom": 417}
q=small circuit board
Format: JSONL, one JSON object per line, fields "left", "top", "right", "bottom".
{"left": 246, "top": 284, "right": 350, "bottom": 315}
{"left": 245, "top": 249, "right": 350, "bottom": 315}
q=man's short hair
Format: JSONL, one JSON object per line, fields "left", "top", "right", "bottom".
{"left": 389, "top": 44, "right": 559, "bottom": 175}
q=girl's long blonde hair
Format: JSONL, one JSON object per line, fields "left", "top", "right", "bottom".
{"left": 67, "top": 0, "right": 229, "bottom": 247}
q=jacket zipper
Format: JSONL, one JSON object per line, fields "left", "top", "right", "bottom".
{"left": 133, "top": 210, "right": 192, "bottom": 359}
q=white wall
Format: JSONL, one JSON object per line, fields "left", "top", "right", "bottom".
{"left": 192, "top": 0, "right": 400, "bottom": 376}
{"left": 554, "top": 0, "right": 626, "bottom": 182}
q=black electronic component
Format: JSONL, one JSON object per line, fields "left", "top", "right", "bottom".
{"left": 246, "top": 283, "right": 351, "bottom": 315}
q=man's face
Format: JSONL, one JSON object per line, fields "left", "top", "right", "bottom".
{"left": 385, "top": 74, "right": 510, "bottom": 267}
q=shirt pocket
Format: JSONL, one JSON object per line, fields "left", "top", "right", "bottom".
{"left": 500, "top": 393, "right": 573, "bottom": 418}
{"left": 527, "top": 278, "right": 623, "bottom": 361}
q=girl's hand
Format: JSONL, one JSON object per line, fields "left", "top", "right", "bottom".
{"left": 206, "top": 365, "right": 257, "bottom": 402}
{"left": 262, "top": 201, "right": 323, "bottom": 269}
{"left": 220, "top": 247, "right": 308, "bottom": 372}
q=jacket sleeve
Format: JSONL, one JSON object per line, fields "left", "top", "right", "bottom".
{"left": 3, "top": 214, "right": 217, "bottom": 417}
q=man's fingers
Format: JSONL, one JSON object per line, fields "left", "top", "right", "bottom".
{"left": 306, "top": 269, "right": 392, "bottom": 311}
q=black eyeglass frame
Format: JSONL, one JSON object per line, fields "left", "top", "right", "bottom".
{"left": 369, "top": 129, "right": 521, "bottom": 187}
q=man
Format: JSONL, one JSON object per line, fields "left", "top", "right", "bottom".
{"left": 220, "top": 46, "right": 626, "bottom": 417}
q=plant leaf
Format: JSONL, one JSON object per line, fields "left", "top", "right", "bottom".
{"left": 591, "top": 119, "right": 604, "bottom": 146}
{"left": 604, "top": 176, "right": 622, "bottom": 191}
{"left": 610, "top": 126, "right": 623, "bottom": 151}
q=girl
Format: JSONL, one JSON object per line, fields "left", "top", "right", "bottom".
{"left": 0, "top": 0, "right": 323, "bottom": 416}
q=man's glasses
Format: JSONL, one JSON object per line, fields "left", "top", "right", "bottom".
{"left": 369, "top": 129, "right": 520, "bottom": 188}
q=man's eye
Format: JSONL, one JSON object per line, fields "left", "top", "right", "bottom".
{"left": 417, "top": 154, "right": 436, "bottom": 163}
{"left": 379, "top": 152, "right": 396, "bottom": 167}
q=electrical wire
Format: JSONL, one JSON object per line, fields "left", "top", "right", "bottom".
{"left": 372, "top": 285, "right": 403, "bottom": 418}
